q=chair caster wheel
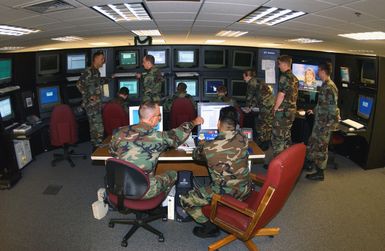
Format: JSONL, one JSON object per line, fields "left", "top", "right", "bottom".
{"left": 162, "top": 216, "right": 168, "bottom": 221}
{"left": 108, "top": 222, "right": 114, "bottom": 228}
{"left": 158, "top": 235, "right": 165, "bottom": 242}
{"left": 121, "top": 241, "right": 128, "bottom": 247}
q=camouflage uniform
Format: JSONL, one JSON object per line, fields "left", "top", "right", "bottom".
{"left": 245, "top": 78, "right": 275, "bottom": 143}
{"left": 306, "top": 79, "right": 340, "bottom": 170}
{"left": 163, "top": 92, "right": 195, "bottom": 112}
{"left": 109, "top": 122, "right": 194, "bottom": 199}
{"left": 141, "top": 66, "right": 164, "bottom": 103}
{"left": 215, "top": 95, "right": 238, "bottom": 107}
{"left": 272, "top": 70, "right": 299, "bottom": 156}
{"left": 180, "top": 131, "right": 251, "bottom": 224}
{"left": 76, "top": 66, "right": 104, "bottom": 147}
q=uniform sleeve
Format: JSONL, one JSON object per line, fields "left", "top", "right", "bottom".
{"left": 192, "top": 143, "right": 207, "bottom": 162}
{"left": 109, "top": 129, "right": 121, "bottom": 157}
{"left": 278, "top": 75, "right": 288, "bottom": 94}
{"left": 245, "top": 81, "right": 256, "bottom": 107}
{"left": 160, "top": 121, "right": 195, "bottom": 148}
{"left": 76, "top": 70, "right": 89, "bottom": 96}
{"left": 259, "top": 84, "right": 274, "bottom": 109}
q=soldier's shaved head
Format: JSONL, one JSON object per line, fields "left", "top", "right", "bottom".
{"left": 218, "top": 106, "right": 238, "bottom": 131}
{"left": 139, "top": 101, "right": 159, "bottom": 120}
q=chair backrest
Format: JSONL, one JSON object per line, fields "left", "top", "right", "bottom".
{"left": 170, "top": 97, "right": 196, "bottom": 129}
{"left": 50, "top": 104, "right": 77, "bottom": 146}
{"left": 105, "top": 158, "right": 149, "bottom": 200}
{"left": 103, "top": 102, "right": 129, "bottom": 136}
{"left": 249, "top": 143, "right": 306, "bottom": 233}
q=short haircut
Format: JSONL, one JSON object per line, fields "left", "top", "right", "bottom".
{"left": 217, "top": 85, "right": 227, "bottom": 94}
{"left": 144, "top": 55, "right": 155, "bottom": 65}
{"left": 243, "top": 69, "right": 256, "bottom": 78}
{"left": 277, "top": 55, "right": 292, "bottom": 65}
{"left": 177, "top": 82, "right": 187, "bottom": 92}
{"left": 118, "top": 87, "right": 129, "bottom": 96}
{"left": 93, "top": 50, "right": 104, "bottom": 61}
{"left": 219, "top": 106, "right": 238, "bottom": 131}
{"left": 318, "top": 62, "right": 332, "bottom": 76}
{"left": 139, "top": 101, "right": 158, "bottom": 120}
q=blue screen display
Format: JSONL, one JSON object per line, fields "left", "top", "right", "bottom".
{"left": 39, "top": 86, "right": 60, "bottom": 105}
{"left": 129, "top": 106, "right": 163, "bottom": 131}
{"left": 205, "top": 79, "right": 224, "bottom": 94}
{"left": 358, "top": 95, "right": 373, "bottom": 119}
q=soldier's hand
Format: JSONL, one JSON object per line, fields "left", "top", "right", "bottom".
{"left": 192, "top": 116, "right": 204, "bottom": 126}
{"left": 242, "top": 107, "right": 251, "bottom": 113}
{"left": 306, "top": 110, "right": 313, "bottom": 115}
{"left": 135, "top": 73, "right": 142, "bottom": 79}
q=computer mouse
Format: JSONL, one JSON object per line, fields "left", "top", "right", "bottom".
{"left": 298, "top": 110, "right": 306, "bottom": 116}
{"left": 348, "top": 127, "right": 354, "bottom": 132}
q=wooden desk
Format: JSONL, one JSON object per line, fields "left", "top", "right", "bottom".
{"left": 91, "top": 136, "right": 265, "bottom": 176}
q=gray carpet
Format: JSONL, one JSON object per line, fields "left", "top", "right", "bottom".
{"left": 0, "top": 142, "right": 385, "bottom": 251}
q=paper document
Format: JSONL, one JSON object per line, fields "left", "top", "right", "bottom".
{"left": 177, "top": 135, "right": 196, "bottom": 153}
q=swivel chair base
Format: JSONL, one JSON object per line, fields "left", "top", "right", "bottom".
{"left": 51, "top": 144, "right": 87, "bottom": 167}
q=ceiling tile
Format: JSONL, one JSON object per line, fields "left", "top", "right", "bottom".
{"left": 266, "top": 0, "right": 334, "bottom": 13}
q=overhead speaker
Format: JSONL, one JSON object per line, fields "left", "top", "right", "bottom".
{"left": 134, "top": 36, "right": 152, "bottom": 46}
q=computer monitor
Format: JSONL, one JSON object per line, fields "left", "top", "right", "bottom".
{"left": 0, "top": 96, "right": 14, "bottom": 121}
{"left": 0, "top": 58, "right": 12, "bottom": 84}
{"left": 357, "top": 95, "right": 374, "bottom": 120}
{"left": 38, "top": 54, "right": 60, "bottom": 75}
{"left": 292, "top": 63, "right": 322, "bottom": 92}
{"left": 175, "top": 49, "right": 196, "bottom": 68}
{"left": 118, "top": 50, "right": 139, "bottom": 69}
{"left": 197, "top": 102, "right": 229, "bottom": 140}
{"left": 340, "top": 66, "right": 350, "bottom": 83}
{"left": 37, "top": 85, "right": 61, "bottom": 113}
{"left": 204, "top": 79, "right": 225, "bottom": 95}
{"left": 128, "top": 106, "right": 163, "bottom": 131}
{"left": 175, "top": 79, "right": 198, "bottom": 97}
{"left": 231, "top": 80, "right": 247, "bottom": 98}
{"left": 361, "top": 61, "right": 375, "bottom": 85}
{"left": 297, "top": 90, "right": 318, "bottom": 110}
{"left": 146, "top": 49, "right": 167, "bottom": 67}
{"left": 67, "top": 53, "right": 86, "bottom": 72}
{"left": 204, "top": 49, "right": 225, "bottom": 68}
{"left": 232, "top": 50, "right": 253, "bottom": 69}
{"left": 65, "top": 83, "right": 82, "bottom": 106}
{"left": 118, "top": 79, "right": 139, "bottom": 96}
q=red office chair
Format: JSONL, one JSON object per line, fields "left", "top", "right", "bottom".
{"left": 105, "top": 158, "right": 167, "bottom": 247}
{"left": 102, "top": 102, "right": 129, "bottom": 136}
{"left": 202, "top": 143, "right": 306, "bottom": 251}
{"left": 235, "top": 106, "right": 244, "bottom": 128}
{"left": 50, "top": 104, "right": 86, "bottom": 167}
{"left": 170, "top": 97, "right": 196, "bottom": 129}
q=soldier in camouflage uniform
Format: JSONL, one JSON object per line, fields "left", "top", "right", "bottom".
{"left": 111, "top": 87, "right": 129, "bottom": 114}
{"left": 215, "top": 85, "right": 238, "bottom": 107}
{"left": 163, "top": 82, "right": 196, "bottom": 112}
{"left": 136, "top": 55, "right": 164, "bottom": 103}
{"left": 109, "top": 101, "right": 204, "bottom": 199}
{"left": 244, "top": 69, "right": 274, "bottom": 150}
{"left": 180, "top": 106, "right": 251, "bottom": 238}
{"left": 76, "top": 50, "right": 105, "bottom": 149}
{"left": 271, "top": 55, "right": 299, "bottom": 156}
{"left": 305, "top": 62, "right": 340, "bottom": 181}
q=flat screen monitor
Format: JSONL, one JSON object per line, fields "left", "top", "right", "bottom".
{"left": 0, "top": 96, "right": 14, "bottom": 121}
{"left": 175, "top": 79, "right": 198, "bottom": 97}
{"left": 204, "top": 79, "right": 225, "bottom": 95}
{"left": 292, "top": 63, "right": 322, "bottom": 92}
{"left": 66, "top": 83, "right": 82, "bottom": 105}
{"left": 67, "top": 53, "right": 86, "bottom": 72}
{"left": 361, "top": 61, "right": 375, "bottom": 85}
{"left": 233, "top": 51, "right": 253, "bottom": 69}
{"left": 147, "top": 50, "right": 167, "bottom": 67}
{"left": 37, "top": 85, "right": 61, "bottom": 112}
{"left": 118, "top": 50, "right": 138, "bottom": 69}
{"left": 0, "top": 58, "right": 12, "bottom": 83}
{"left": 231, "top": 80, "right": 247, "bottom": 98}
{"left": 197, "top": 102, "right": 229, "bottom": 132}
{"left": 340, "top": 66, "right": 350, "bottom": 82}
{"left": 118, "top": 79, "right": 139, "bottom": 96}
{"left": 297, "top": 90, "right": 318, "bottom": 110}
{"left": 175, "top": 50, "right": 196, "bottom": 68}
{"left": 38, "top": 54, "right": 60, "bottom": 75}
{"left": 204, "top": 49, "right": 225, "bottom": 68}
{"left": 129, "top": 106, "right": 163, "bottom": 131}
{"left": 357, "top": 95, "right": 374, "bottom": 120}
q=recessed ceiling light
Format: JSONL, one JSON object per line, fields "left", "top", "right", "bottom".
{"left": 0, "top": 46, "right": 25, "bottom": 51}
{"left": 131, "top": 30, "right": 161, "bottom": 36}
{"left": 205, "top": 40, "right": 225, "bottom": 44}
{"left": 88, "top": 42, "right": 111, "bottom": 46}
{"left": 51, "top": 36, "right": 83, "bottom": 42}
{"left": 338, "top": 31, "right": 385, "bottom": 40}
{"left": 288, "top": 38, "right": 323, "bottom": 43}
{"left": 92, "top": 3, "right": 151, "bottom": 22}
{"left": 0, "top": 25, "right": 40, "bottom": 36}
{"left": 239, "top": 6, "right": 306, "bottom": 26}
{"left": 216, "top": 30, "right": 248, "bottom": 37}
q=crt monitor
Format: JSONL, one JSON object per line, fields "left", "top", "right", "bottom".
{"left": 146, "top": 50, "right": 167, "bottom": 67}
{"left": 175, "top": 50, "right": 196, "bottom": 67}
{"left": 118, "top": 50, "right": 138, "bottom": 69}
{"left": 118, "top": 79, "right": 139, "bottom": 96}
{"left": 129, "top": 106, "right": 163, "bottom": 131}
{"left": 231, "top": 80, "right": 247, "bottom": 98}
{"left": 292, "top": 63, "right": 322, "bottom": 92}
{"left": 204, "top": 49, "right": 225, "bottom": 68}
{"left": 37, "top": 85, "right": 61, "bottom": 113}
{"left": 0, "top": 58, "right": 12, "bottom": 84}
{"left": 233, "top": 50, "right": 253, "bottom": 69}
{"left": 0, "top": 96, "right": 14, "bottom": 122}
{"left": 67, "top": 53, "right": 86, "bottom": 72}
{"left": 175, "top": 79, "right": 198, "bottom": 97}
{"left": 204, "top": 79, "right": 225, "bottom": 95}
{"left": 197, "top": 102, "right": 229, "bottom": 140}
{"left": 38, "top": 54, "right": 60, "bottom": 75}
{"left": 361, "top": 61, "right": 375, "bottom": 85}
{"left": 357, "top": 95, "right": 374, "bottom": 120}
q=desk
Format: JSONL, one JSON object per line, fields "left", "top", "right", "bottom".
{"left": 91, "top": 137, "right": 265, "bottom": 176}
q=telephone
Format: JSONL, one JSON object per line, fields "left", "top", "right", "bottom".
{"left": 26, "top": 115, "right": 41, "bottom": 125}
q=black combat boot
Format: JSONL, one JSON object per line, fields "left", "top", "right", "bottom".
{"left": 303, "top": 159, "right": 315, "bottom": 171}
{"left": 193, "top": 221, "right": 220, "bottom": 238}
{"left": 306, "top": 167, "right": 324, "bottom": 181}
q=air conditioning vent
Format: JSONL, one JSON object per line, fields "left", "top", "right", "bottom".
{"left": 20, "top": 0, "right": 75, "bottom": 13}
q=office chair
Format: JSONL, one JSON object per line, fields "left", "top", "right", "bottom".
{"left": 170, "top": 97, "right": 196, "bottom": 129}
{"left": 102, "top": 102, "right": 129, "bottom": 136}
{"left": 50, "top": 104, "right": 87, "bottom": 167}
{"left": 328, "top": 131, "right": 344, "bottom": 169}
{"left": 202, "top": 143, "right": 306, "bottom": 251}
{"left": 105, "top": 158, "right": 167, "bottom": 247}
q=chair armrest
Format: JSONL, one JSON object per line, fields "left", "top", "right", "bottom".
{"left": 250, "top": 173, "right": 266, "bottom": 186}
{"left": 221, "top": 195, "right": 248, "bottom": 210}
{"left": 210, "top": 194, "right": 254, "bottom": 220}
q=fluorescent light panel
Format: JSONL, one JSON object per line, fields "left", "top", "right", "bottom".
{"left": 132, "top": 29, "right": 161, "bottom": 36}
{"left": 239, "top": 6, "right": 306, "bottom": 26}
{"left": 51, "top": 36, "right": 83, "bottom": 42}
{"left": 338, "top": 31, "right": 385, "bottom": 40}
{"left": 0, "top": 25, "right": 39, "bottom": 36}
{"left": 216, "top": 30, "right": 248, "bottom": 37}
{"left": 92, "top": 3, "right": 151, "bottom": 22}
{"left": 288, "top": 38, "right": 323, "bottom": 43}
{"left": 0, "top": 46, "right": 25, "bottom": 51}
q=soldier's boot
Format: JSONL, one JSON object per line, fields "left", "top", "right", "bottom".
{"left": 306, "top": 167, "right": 324, "bottom": 181}
{"left": 193, "top": 221, "right": 220, "bottom": 238}
{"left": 303, "top": 159, "right": 315, "bottom": 171}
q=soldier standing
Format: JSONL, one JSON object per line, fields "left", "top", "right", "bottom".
{"left": 271, "top": 55, "right": 299, "bottom": 156}
{"left": 305, "top": 62, "right": 340, "bottom": 181}
{"left": 136, "top": 55, "right": 164, "bottom": 103}
{"left": 180, "top": 106, "right": 251, "bottom": 238}
{"left": 109, "top": 101, "right": 204, "bottom": 199}
{"left": 215, "top": 85, "right": 238, "bottom": 107}
{"left": 163, "top": 82, "right": 195, "bottom": 112}
{"left": 76, "top": 50, "right": 105, "bottom": 150}
{"left": 243, "top": 69, "right": 274, "bottom": 150}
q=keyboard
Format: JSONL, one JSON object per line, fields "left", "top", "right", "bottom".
{"left": 175, "top": 72, "right": 199, "bottom": 77}
{"left": 0, "top": 85, "right": 20, "bottom": 94}
{"left": 341, "top": 119, "right": 365, "bottom": 130}
{"left": 66, "top": 76, "right": 80, "bottom": 82}
{"left": 113, "top": 72, "right": 136, "bottom": 77}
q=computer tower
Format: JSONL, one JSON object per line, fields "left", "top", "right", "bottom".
{"left": 175, "top": 170, "right": 193, "bottom": 222}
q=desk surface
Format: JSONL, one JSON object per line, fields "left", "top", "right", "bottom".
{"left": 91, "top": 136, "right": 265, "bottom": 161}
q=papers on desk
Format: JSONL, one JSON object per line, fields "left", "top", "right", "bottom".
{"left": 177, "top": 135, "right": 196, "bottom": 154}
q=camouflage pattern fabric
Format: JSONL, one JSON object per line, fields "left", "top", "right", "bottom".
{"left": 307, "top": 79, "right": 340, "bottom": 170}
{"left": 271, "top": 70, "right": 299, "bottom": 156}
{"left": 141, "top": 66, "right": 164, "bottom": 103}
{"left": 163, "top": 92, "right": 195, "bottom": 112}
{"left": 180, "top": 130, "right": 251, "bottom": 223}
{"left": 215, "top": 95, "right": 238, "bottom": 107}
{"left": 109, "top": 122, "right": 194, "bottom": 199}
{"left": 76, "top": 66, "right": 104, "bottom": 147}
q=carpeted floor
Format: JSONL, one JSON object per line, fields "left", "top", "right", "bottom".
{"left": 0, "top": 142, "right": 384, "bottom": 251}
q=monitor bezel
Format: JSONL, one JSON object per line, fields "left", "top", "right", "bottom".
{"left": 360, "top": 61, "right": 375, "bottom": 85}
{"left": 232, "top": 50, "right": 254, "bottom": 69}
{"left": 231, "top": 79, "right": 247, "bottom": 99}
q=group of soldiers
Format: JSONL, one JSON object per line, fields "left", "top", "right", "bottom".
{"left": 76, "top": 51, "right": 340, "bottom": 237}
